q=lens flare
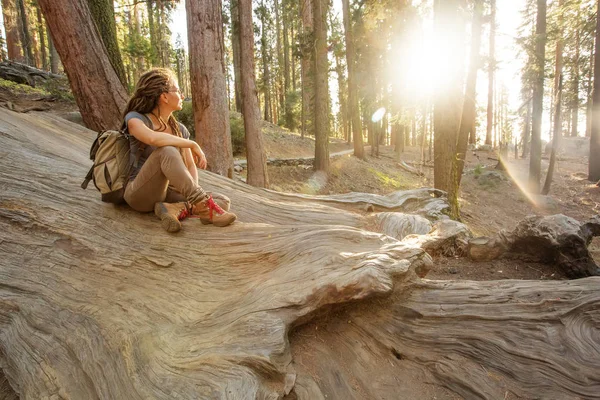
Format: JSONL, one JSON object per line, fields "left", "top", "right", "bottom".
{"left": 371, "top": 107, "right": 386, "bottom": 123}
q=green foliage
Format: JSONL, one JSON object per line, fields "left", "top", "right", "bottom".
{"left": 230, "top": 114, "right": 246, "bottom": 156}
{"left": 473, "top": 164, "right": 484, "bottom": 176}
{"left": 175, "top": 101, "right": 195, "bottom": 138}
{"left": 283, "top": 90, "right": 301, "bottom": 131}
{"left": 176, "top": 101, "right": 246, "bottom": 156}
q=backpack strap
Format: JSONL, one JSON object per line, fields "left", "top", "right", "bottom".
{"left": 81, "top": 165, "right": 94, "bottom": 189}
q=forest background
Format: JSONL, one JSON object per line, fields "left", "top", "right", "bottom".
{"left": 1, "top": 0, "right": 599, "bottom": 220}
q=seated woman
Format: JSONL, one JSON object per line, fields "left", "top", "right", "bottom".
{"left": 123, "top": 68, "right": 236, "bottom": 232}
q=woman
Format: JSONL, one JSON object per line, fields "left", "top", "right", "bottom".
{"left": 123, "top": 68, "right": 236, "bottom": 232}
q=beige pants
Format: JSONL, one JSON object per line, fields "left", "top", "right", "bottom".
{"left": 124, "top": 146, "right": 206, "bottom": 212}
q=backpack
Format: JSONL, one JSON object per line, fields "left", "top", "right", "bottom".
{"left": 81, "top": 129, "right": 132, "bottom": 204}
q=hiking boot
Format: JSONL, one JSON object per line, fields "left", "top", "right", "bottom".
{"left": 191, "top": 195, "right": 237, "bottom": 227}
{"left": 154, "top": 202, "right": 189, "bottom": 233}
{"left": 208, "top": 192, "right": 231, "bottom": 211}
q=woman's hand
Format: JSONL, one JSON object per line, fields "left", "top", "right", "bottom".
{"left": 191, "top": 142, "right": 207, "bottom": 170}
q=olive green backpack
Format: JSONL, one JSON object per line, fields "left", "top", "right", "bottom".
{"left": 81, "top": 130, "right": 131, "bottom": 204}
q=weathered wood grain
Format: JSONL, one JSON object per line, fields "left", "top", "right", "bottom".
{"left": 0, "top": 108, "right": 598, "bottom": 399}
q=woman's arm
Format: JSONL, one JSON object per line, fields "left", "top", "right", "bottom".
{"left": 128, "top": 118, "right": 193, "bottom": 149}
{"left": 127, "top": 118, "right": 207, "bottom": 169}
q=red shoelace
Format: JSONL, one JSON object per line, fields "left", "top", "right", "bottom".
{"left": 177, "top": 206, "right": 190, "bottom": 221}
{"left": 178, "top": 196, "right": 224, "bottom": 221}
{"left": 206, "top": 196, "right": 225, "bottom": 220}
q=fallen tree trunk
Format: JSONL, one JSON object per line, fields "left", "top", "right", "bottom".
{"left": 0, "top": 108, "right": 599, "bottom": 399}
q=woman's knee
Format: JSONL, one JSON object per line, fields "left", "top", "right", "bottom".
{"left": 154, "top": 146, "right": 180, "bottom": 158}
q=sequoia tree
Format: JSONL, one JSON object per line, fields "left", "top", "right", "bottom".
{"left": 186, "top": 0, "right": 234, "bottom": 177}
{"left": 433, "top": 0, "right": 464, "bottom": 192}
{"left": 1, "top": 0, "right": 24, "bottom": 62}
{"left": 86, "top": 0, "right": 127, "bottom": 87}
{"left": 38, "top": 0, "right": 128, "bottom": 131}
{"left": 448, "top": 0, "right": 483, "bottom": 219}
{"left": 342, "top": 0, "right": 364, "bottom": 159}
{"left": 312, "top": 0, "right": 329, "bottom": 171}
{"left": 485, "top": 0, "right": 496, "bottom": 146}
{"left": 239, "top": 0, "right": 269, "bottom": 187}
{"left": 589, "top": 0, "right": 600, "bottom": 181}
{"left": 529, "top": 0, "right": 547, "bottom": 192}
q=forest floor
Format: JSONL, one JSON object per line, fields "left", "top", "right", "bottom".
{"left": 3, "top": 77, "right": 598, "bottom": 283}
{"left": 240, "top": 121, "right": 599, "bottom": 283}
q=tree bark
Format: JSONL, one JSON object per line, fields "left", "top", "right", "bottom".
{"left": 38, "top": 0, "right": 128, "bottom": 131}
{"left": 86, "top": 0, "right": 127, "bottom": 88}
{"left": 146, "top": 0, "right": 158, "bottom": 67}
{"left": 541, "top": 0, "right": 563, "bottom": 195}
{"left": 35, "top": 3, "right": 48, "bottom": 71}
{"left": 542, "top": 75, "right": 562, "bottom": 195}
{"left": 282, "top": 0, "right": 290, "bottom": 99}
{"left": 46, "top": 23, "right": 59, "bottom": 74}
{"left": 1, "top": 0, "right": 24, "bottom": 62}
{"left": 312, "top": 0, "right": 329, "bottom": 171}
{"left": 239, "top": 0, "right": 269, "bottom": 188}
{"left": 448, "top": 0, "right": 483, "bottom": 219}
{"left": 300, "top": 0, "right": 313, "bottom": 138}
{"left": 342, "top": 0, "right": 364, "bottom": 159}
{"left": 586, "top": 35, "right": 594, "bottom": 138}
{"left": 570, "top": 27, "right": 580, "bottom": 138}
{"left": 230, "top": 0, "right": 242, "bottom": 112}
{"left": 485, "top": 0, "right": 495, "bottom": 146}
{"left": 433, "top": 0, "right": 464, "bottom": 192}
{"left": 522, "top": 98, "right": 531, "bottom": 158}
{"left": 589, "top": 0, "right": 600, "bottom": 181}
{"left": 16, "top": 0, "right": 33, "bottom": 66}
{"left": 529, "top": 0, "right": 546, "bottom": 192}
{"left": 186, "top": 0, "right": 234, "bottom": 178}
{"left": 259, "top": 2, "right": 272, "bottom": 123}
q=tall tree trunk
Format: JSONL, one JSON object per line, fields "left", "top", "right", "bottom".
{"left": 275, "top": 0, "right": 284, "bottom": 121}
{"left": 35, "top": 3, "right": 48, "bottom": 71}
{"left": 300, "top": 0, "right": 313, "bottom": 138}
{"left": 529, "top": 0, "right": 547, "bottom": 192}
{"left": 485, "top": 0, "right": 495, "bottom": 146}
{"left": 230, "top": 0, "right": 242, "bottom": 112}
{"left": 542, "top": 0, "right": 563, "bottom": 195}
{"left": 571, "top": 27, "right": 580, "bottom": 138}
{"left": 282, "top": 0, "right": 290, "bottom": 95}
{"left": 433, "top": 0, "right": 464, "bottom": 193}
{"left": 291, "top": 16, "right": 297, "bottom": 91}
{"left": 146, "top": 0, "right": 158, "bottom": 67}
{"left": 589, "top": 0, "right": 600, "bottom": 181}
{"left": 342, "top": 0, "right": 364, "bottom": 159}
{"left": 522, "top": 98, "right": 532, "bottom": 158}
{"left": 2, "top": 0, "right": 24, "bottom": 62}
{"left": 312, "top": 0, "right": 329, "bottom": 171}
{"left": 133, "top": 3, "right": 145, "bottom": 83}
{"left": 542, "top": 76, "right": 562, "bottom": 194}
{"left": 260, "top": 2, "right": 272, "bottom": 123}
{"left": 239, "top": 0, "right": 269, "bottom": 188}
{"left": 335, "top": 52, "right": 348, "bottom": 143}
{"left": 586, "top": 35, "right": 594, "bottom": 138}
{"left": 186, "top": 0, "right": 234, "bottom": 178}
{"left": 448, "top": 0, "right": 482, "bottom": 220}
{"left": 38, "top": 0, "right": 128, "bottom": 131}
{"left": 46, "top": 24, "right": 59, "bottom": 73}
{"left": 16, "top": 0, "right": 34, "bottom": 66}
{"left": 86, "top": 0, "right": 127, "bottom": 87}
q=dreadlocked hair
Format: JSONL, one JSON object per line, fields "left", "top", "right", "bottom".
{"left": 123, "top": 68, "right": 183, "bottom": 141}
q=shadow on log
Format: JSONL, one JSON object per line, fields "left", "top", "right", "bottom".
{"left": 0, "top": 108, "right": 599, "bottom": 398}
